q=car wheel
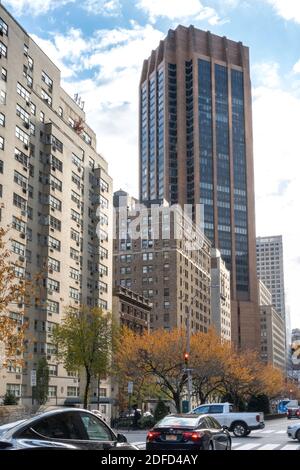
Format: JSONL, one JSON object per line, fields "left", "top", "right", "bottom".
{"left": 296, "top": 430, "right": 300, "bottom": 442}
{"left": 232, "top": 422, "right": 248, "bottom": 437}
{"left": 245, "top": 430, "right": 251, "bottom": 436}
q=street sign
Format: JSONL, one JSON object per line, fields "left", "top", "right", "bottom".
{"left": 128, "top": 381, "right": 133, "bottom": 394}
{"left": 31, "top": 370, "right": 36, "bottom": 387}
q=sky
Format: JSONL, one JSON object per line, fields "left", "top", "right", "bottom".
{"left": 3, "top": 0, "right": 300, "bottom": 329}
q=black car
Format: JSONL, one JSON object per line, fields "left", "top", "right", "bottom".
{"left": 146, "top": 414, "right": 231, "bottom": 451}
{"left": 0, "top": 408, "right": 138, "bottom": 450}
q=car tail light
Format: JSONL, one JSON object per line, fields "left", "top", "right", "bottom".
{"left": 183, "top": 431, "right": 205, "bottom": 442}
{"left": 256, "top": 415, "right": 260, "bottom": 423}
{"left": 147, "top": 431, "right": 161, "bottom": 442}
{"left": 297, "top": 410, "right": 300, "bottom": 416}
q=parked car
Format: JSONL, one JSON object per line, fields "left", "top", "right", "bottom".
{"left": 287, "top": 421, "right": 300, "bottom": 441}
{"left": 190, "top": 402, "right": 265, "bottom": 437}
{"left": 0, "top": 408, "right": 139, "bottom": 450}
{"left": 146, "top": 414, "right": 231, "bottom": 451}
{"left": 286, "top": 401, "right": 300, "bottom": 419}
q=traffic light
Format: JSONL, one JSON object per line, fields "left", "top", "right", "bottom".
{"left": 184, "top": 352, "right": 189, "bottom": 367}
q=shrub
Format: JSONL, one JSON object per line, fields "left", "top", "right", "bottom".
{"left": 3, "top": 391, "right": 19, "bottom": 405}
{"left": 139, "top": 415, "right": 155, "bottom": 429}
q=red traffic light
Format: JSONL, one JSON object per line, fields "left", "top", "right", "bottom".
{"left": 184, "top": 352, "right": 189, "bottom": 363}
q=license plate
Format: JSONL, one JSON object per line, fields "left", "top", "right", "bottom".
{"left": 166, "top": 435, "right": 177, "bottom": 441}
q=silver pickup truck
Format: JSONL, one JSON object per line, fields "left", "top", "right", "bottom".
{"left": 190, "top": 402, "right": 265, "bottom": 437}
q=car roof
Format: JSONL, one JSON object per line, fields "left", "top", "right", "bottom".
{"left": 0, "top": 407, "right": 105, "bottom": 439}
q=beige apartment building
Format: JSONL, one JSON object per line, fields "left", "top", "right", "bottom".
{"left": 113, "top": 191, "right": 211, "bottom": 333}
{"left": 211, "top": 248, "right": 231, "bottom": 342}
{"left": 259, "top": 280, "right": 286, "bottom": 370}
{"left": 112, "top": 286, "right": 151, "bottom": 334}
{"left": 0, "top": 4, "right": 113, "bottom": 408}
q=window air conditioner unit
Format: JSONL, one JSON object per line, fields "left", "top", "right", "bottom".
{"left": 0, "top": 30, "right": 3, "bottom": 37}
{"left": 78, "top": 167, "right": 81, "bottom": 173}
{"left": 24, "top": 144, "right": 29, "bottom": 150}
{"left": 48, "top": 290, "right": 53, "bottom": 295}
{"left": 20, "top": 233, "right": 26, "bottom": 239}
{"left": 22, "top": 189, "right": 27, "bottom": 194}
{"left": 50, "top": 248, "right": 54, "bottom": 253}
{"left": 52, "top": 167, "right": 56, "bottom": 171}
{"left": 19, "top": 256, "right": 25, "bottom": 262}
{"left": 26, "top": 100, "right": 30, "bottom": 107}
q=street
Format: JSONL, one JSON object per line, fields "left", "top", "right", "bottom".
{"left": 117, "top": 418, "right": 300, "bottom": 450}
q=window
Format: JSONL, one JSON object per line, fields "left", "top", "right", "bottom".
{"left": 15, "top": 148, "right": 28, "bottom": 166}
{"left": 42, "top": 71, "right": 53, "bottom": 90}
{"left": 13, "top": 193, "right": 26, "bottom": 211}
{"left": 67, "top": 386, "right": 79, "bottom": 397}
{"left": 40, "top": 111, "right": 45, "bottom": 123}
{"left": 1, "top": 67, "right": 7, "bottom": 81}
{"left": 0, "top": 112, "right": 4, "bottom": 126}
{"left": 41, "top": 89, "right": 52, "bottom": 107}
{"left": 24, "top": 44, "right": 28, "bottom": 56}
{"left": 16, "top": 104, "right": 30, "bottom": 123}
{"left": 0, "top": 41, "right": 7, "bottom": 58}
{"left": 71, "top": 190, "right": 80, "bottom": 205}
{"left": 30, "top": 413, "right": 83, "bottom": 440}
{"left": 48, "top": 257, "right": 60, "bottom": 272}
{"left": 17, "top": 82, "right": 30, "bottom": 102}
{"left": 0, "top": 137, "right": 3, "bottom": 150}
{"left": 49, "top": 195, "right": 62, "bottom": 211}
{"left": 0, "top": 17, "right": 8, "bottom": 36}
{"left": 28, "top": 56, "right": 34, "bottom": 70}
{"left": 47, "top": 300, "right": 59, "bottom": 314}
{"left": 70, "top": 267, "right": 80, "bottom": 281}
{"left": 48, "top": 365, "right": 57, "bottom": 376}
{"left": 6, "top": 384, "right": 21, "bottom": 397}
{"left": 30, "top": 122, "right": 35, "bottom": 135}
{"left": 14, "top": 265, "right": 25, "bottom": 278}
{"left": 70, "top": 287, "right": 80, "bottom": 300}
{"left": 16, "top": 126, "right": 29, "bottom": 145}
{"left": 14, "top": 170, "right": 28, "bottom": 189}
{"left": 49, "top": 215, "right": 61, "bottom": 231}
{"left": 50, "top": 174, "right": 62, "bottom": 191}
{"left": 0, "top": 89, "right": 6, "bottom": 104}
{"left": 12, "top": 216, "right": 26, "bottom": 234}
{"left": 71, "top": 228, "right": 80, "bottom": 243}
{"left": 71, "top": 209, "right": 80, "bottom": 223}
{"left": 58, "top": 106, "right": 63, "bottom": 117}
{"left": 99, "top": 195, "right": 108, "bottom": 209}
{"left": 11, "top": 240, "right": 25, "bottom": 256}
{"left": 82, "top": 131, "right": 92, "bottom": 145}
{"left": 47, "top": 278, "right": 60, "bottom": 292}
{"left": 80, "top": 413, "right": 112, "bottom": 440}
{"left": 72, "top": 172, "right": 81, "bottom": 188}
{"left": 70, "top": 247, "right": 79, "bottom": 261}
{"left": 72, "top": 152, "right": 82, "bottom": 167}
{"left": 31, "top": 102, "right": 36, "bottom": 115}
{"left": 51, "top": 155, "right": 63, "bottom": 172}
{"left": 48, "top": 235, "right": 61, "bottom": 251}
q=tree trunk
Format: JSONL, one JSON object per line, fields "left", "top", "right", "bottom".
{"left": 84, "top": 368, "right": 91, "bottom": 409}
{"left": 173, "top": 392, "right": 181, "bottom": 412}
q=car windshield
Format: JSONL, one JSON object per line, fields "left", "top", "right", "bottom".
{"left": 156, "top": 416, "right": 200, "bottom": 428}
{"left": 0, "top": 420, "right": 26, "bottom": 437}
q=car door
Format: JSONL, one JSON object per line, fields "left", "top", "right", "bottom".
{"left": 77, "top": 412, "right": 117, "bottom": 450}
{"left": 208, "top": 405, "right": 226, "bottom": 426}
{"left": 192, "top": 405, "right": 211, "bottom": 415}
{"left": 207, "top": 416, "right": 229, "bottom": 450}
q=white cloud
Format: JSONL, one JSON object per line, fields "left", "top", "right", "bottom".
{"left": 82, "top": 0, "right": 121, "bottom": 16}
{"left": 136, "top": 0, "right": 222, "bottom": 25}
{"left": 252, "top": 62, "right": 281, "bottom": 88}
{"left": 266, "top": 0, "right": 300, "bottom": 23}
{"left": 31, "top": 28, "right": 90, "bottom": 78}
{"left": 253, "top": 63, "right": 300, "bottom": 328}
{"left": 293, "top": 59, "right": 300, "bottom": 74}
{"left": 4, "top": 0, "right": 75, "bottom": 16}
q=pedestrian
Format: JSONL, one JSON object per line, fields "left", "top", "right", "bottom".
{"left": 132, "top": 404, "right": 141, "bottom": 429}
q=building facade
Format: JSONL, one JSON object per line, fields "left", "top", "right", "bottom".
{"left": 139, "top": 25, "right": 259, "bottom": 350}
{"left": 113, "top": 191, "right": 211, "bottom": 333}
{"left": 0, "top": 5, "right": 113, "bottom": 406}
{"left": 211, "top": 248, "right": 231, "bottom": 342}
{"left": 258, "top": 280, "right": 286, "bottom": 370}
{"left": 256, "top": 235, "right": 286, "bottom": 319}
{"left": 112, "top": 286, "right": 151, "bottom": 333}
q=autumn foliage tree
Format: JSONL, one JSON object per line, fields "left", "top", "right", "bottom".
{"left": 115, "top": 326, "right": 286, "bottom": 412}
{"left": 53, "top": 306, "right": 113, "bottom": 409}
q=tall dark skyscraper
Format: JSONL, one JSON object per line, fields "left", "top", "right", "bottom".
{"left": 139, "top": 25, "right": 260, "bottom": 350}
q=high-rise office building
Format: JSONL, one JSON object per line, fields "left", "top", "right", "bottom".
{"left": 0, "top": 4, "right": 113, "bottom": 407}
{"left": 256, "top": 236, "right": 286, "bottom": 318}
{"left": 139, "top": 25, "right": 259, "bottom": 349}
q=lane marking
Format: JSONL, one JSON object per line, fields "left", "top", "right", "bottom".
{"left": 234, "top": 443, "right": 260, "bottom": 450}
{"left": 280, "top": 444, "right": 299, "bottom": 450}
{"left": 257, "top": 444, "right": 280, "bottom": 450}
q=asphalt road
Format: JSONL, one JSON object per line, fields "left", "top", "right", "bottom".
{"left": 117, "top": 418, "right": 300, "bottom": 450}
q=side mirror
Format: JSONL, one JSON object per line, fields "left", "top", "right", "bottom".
{"left": 117, "top": 433, "right": 128, "bottom": 443}
{"left": 222, "top": 425, "right": 228, "bottom": 431}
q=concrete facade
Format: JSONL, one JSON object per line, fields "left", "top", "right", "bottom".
{"left": 211, "top": 248, "right": 231, "bottom": 342}
{"left": 113, "top": 192, "right": 211, "bottom": 333}
{"left": 139, "top": 25, "right": 260, "bottom": 350}
{"left": 0, "top": 5, "right": 113, "bottom": 407}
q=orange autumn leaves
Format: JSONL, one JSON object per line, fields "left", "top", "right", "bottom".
{"left": 115, "top": 327, "right": 286, "bottom": 411}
